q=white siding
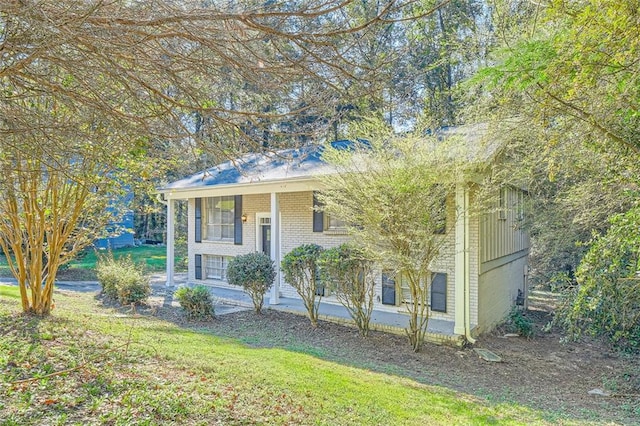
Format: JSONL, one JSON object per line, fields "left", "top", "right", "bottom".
{"left": 477, "top": 256, "right": 528, "bottom": 333}
{"left": 476, "top": 185, "right": 530, "bottom": 332}
{"left": 479, "top": 186, "right": 530, "bottom": 263}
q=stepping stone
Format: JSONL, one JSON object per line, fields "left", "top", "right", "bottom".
{"left": 473, "top": 348, "right": 502, "bottom": 362}
{"left": 588, "top": 388, "right": 610, "bottom": 397}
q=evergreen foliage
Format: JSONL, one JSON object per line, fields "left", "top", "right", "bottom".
{"left": 174, "top": 285, "right": 216, "bottom": 320}
{"left": 555, "top": 206, "right": 640, "bottom": 352}
{"left": 227, "top": 252, "right": 276, "bottom": 314}
{"left": 318, "top": 244, "right": 376, "bottom": 337}
{"left": 281, "top": 244, "right": 324, "bottom": 326}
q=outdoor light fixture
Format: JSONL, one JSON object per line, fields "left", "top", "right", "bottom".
{"left": 241, "top": 213, "right": 248, "bottom": 223}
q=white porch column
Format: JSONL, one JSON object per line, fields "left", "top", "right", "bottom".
{"left": 454, "top": 184, "right": 466, "bottom": 335}
{"left": 270, "top": 192, "right": 281, "bottom": 304}
{"left": 166, "top": 198, "right": 175, "bottom": 286}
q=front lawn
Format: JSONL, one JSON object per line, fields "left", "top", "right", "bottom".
{"left": 0, "top": 245, "right": 184, "bottom": 280}
{"left": 0, "top": 285, "right": 577, "bottom": 426}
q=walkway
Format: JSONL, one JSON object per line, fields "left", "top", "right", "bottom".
{"left": 0, "top": 273, "right": 460, "bottom": 344}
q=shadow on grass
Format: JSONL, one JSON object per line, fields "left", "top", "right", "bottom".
{"left": 129, "top": 302, "right": 636, "bottom": 426}
{"left": 0, "top": 306, "right": 81, "bottom": 386}
{"left": 5, "top": 284, "right": 629, "bottom": 425}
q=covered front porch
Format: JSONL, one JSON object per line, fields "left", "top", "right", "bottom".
{"left": 161, "top": 185, "right": 477, "bottom": 345}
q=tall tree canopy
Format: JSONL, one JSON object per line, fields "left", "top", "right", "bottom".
{"left": 467, "top": 0, "right": 640, "bottom": 284}
{"left": 469, "top": 0, "right": 640, "bottom": 347}
{"left": 0, "top": 0, "right": 454, "bottom": 314}
{"left": 474, "top": 0, "right": 640, "bottom": 154}
{"left": 1, "top": 0, "right": 411, "bottom": 154}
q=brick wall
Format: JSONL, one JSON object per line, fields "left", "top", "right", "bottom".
{"left": 187, "top": 193, "right": 270, "bottom": 288}
{"left": 187, "top": 190, "right": 458, "bottom": 322}
{"left": 278, "top": 191, "right": 351, "bottom": 298}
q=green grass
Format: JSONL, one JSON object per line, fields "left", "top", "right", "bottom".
{"left": 0, "top": 245, "right": 185, "bottom": 280}
{"left": 71, "top": 246, "right": 170, "bottom": 271}
{"left": 0, "top": 285, "right": 597, "bottom": 425}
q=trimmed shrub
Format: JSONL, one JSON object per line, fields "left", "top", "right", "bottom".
{"left": 227, "top": 252, "right": 275, "bottom": 313}
{"left": 281, "top": 244, "right": 323, "bottom": 326}
{"left": 96, "top": 252, "right": 150, "bottom": 305}
{"left": 318, "top": 244, "right": 376, "bottom": 337}
{"left": 174, "top": 285, "right": 215, "bottom": 320}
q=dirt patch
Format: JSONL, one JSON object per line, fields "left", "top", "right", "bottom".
{"left": 145, "top": 298, "right": 640, "bottom": 424}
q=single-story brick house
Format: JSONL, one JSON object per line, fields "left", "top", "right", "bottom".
{"left": 159, "top": 131, "right": 530, "bottom": 341}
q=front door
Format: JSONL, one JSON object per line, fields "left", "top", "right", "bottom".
{"left": 261, "top": 224, "right": 271, "bottom": 257}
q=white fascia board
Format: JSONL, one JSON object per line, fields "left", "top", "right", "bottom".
{"left": 159, "top": 177, "right": 325, "bottom": 200}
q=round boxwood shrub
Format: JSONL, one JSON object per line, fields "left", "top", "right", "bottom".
{"left": 174, "top": 285, "right": 215, "bottom": 320}
{"left": 227, "top": 252, "right": 276, "bottom": 313}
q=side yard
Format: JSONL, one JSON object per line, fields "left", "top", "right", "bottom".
{"left": 0, "top": 245, "right": 185, "bottom": 281}
{"left": 163, "top": 302, "right": 640, "bottom": 424}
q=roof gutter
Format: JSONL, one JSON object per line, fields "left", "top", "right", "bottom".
{"left": 158, "top": 175, "right": 322, "bottom": 199}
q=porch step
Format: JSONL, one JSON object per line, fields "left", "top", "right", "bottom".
{"left": 528, "top": 288, "right": 562, "bottom": 312}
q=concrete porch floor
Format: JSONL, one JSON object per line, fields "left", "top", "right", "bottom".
{"left": 160, "top": 273, "right": 462, "bottom": 345}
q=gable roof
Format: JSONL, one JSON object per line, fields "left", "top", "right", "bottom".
{"left": 159, "top": 142, "right": 339, "bottom": 192}
{"left": 159, "top": 125, "right": 494, "bottom": 194}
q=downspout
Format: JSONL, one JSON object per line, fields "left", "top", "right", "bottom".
{"left": 156, "top": 193, "right": 167, "bottom": 206}
{"left": 463, "top": 188, "right": 476, "bottom": 344}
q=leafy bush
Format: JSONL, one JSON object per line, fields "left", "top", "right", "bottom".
{"left": 116, "top": 271, "right": 151, "bottom": 305}
{"left": 96, "top": 252, "right": 150, "bottom": 305}
{"left": 548, "top": 271, "right": 574, "bottom": 293}
{"left": 227, "top": 252, "right": 275, "bottom": 313}
{"left": 96, "top": 254, "right": 120, "bottom": 300}
{"left": 281, "top": 244, "right": 323, "bottom": 326}
{"left": 505, "top": 308, "right": 534, "bottom": 338}
{"left": 318, "top": 244, "right": 375, "bottom": 336}
{"left": 555, "top": 207, "right": 640, "bottom": 352}
{"left": 174, "top": 285, "right": 215, "bottom": 320}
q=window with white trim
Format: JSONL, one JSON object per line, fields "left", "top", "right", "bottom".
{"left": 325, "top": 214, "right": 347, "bottom": 231}
{"left": 204, "top": 196, "right": 235, "bottom": 240}
{"left": 205, "top": 255, "right": 231, "bottom": 280}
